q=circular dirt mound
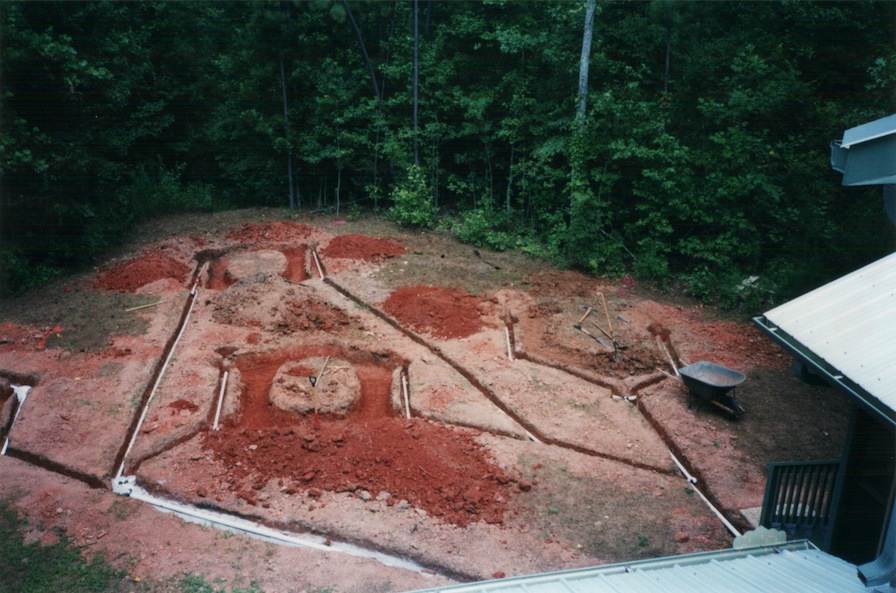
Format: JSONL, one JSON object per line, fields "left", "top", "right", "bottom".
{"left": 212, "top": 280, "right": 353, "bottom": 334}
{"left": 383, "top": 286, "right": 486, "bottom": 339}
{"left": 94, "top": 252, "right": 190, "bottom": 291}
{"left": 227, "top": 221, "right": 315, "bottom": 243}
{"left": 321, "top": 234, "right": 405, "bottom": 261}
{"left": 270, "top": 358, "right": 361, "bottom": 417}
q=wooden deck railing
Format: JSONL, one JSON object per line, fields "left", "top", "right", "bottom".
{"left": 760, "top": 459, "right": 841, "bottom": 547}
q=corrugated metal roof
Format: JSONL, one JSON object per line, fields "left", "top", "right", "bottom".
{"left": 840, "top": 113, "right": 896, "bottom": 149}
{"left": 757, "top": 251, "right": 896, "bottom": 423}
{"left": 405, "top": 542, "right": 874, "bottom": 593}
{"left": 830, "top": 113, "right": 896, "bottom": 186}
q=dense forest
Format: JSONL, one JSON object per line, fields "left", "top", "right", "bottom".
{"left": 1, "top": 1, "right": 894, "bottom": 305}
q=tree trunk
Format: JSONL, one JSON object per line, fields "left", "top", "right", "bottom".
{"left": 506, "top": 145, "right": 514, "bottom": 217}
{"left": 576, "top": 0, "right": 597, "bottom": 127}
{"left": 342, "top": 0, "right": 382, "bottom": 105}
{"left": 278, "top": 48, "right": 295, "bottom": 210}
{"left": 413, "top": 0, "right": 420, "bottom": 167}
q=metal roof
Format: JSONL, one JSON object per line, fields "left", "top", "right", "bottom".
{"left": 830, "top": 113, "right": 896, "bottom": 186}
{"left": 754, "top": 251, "right": 896, "bottom": 426}
{"left": 840, "top": 113, "right": 896, "bottom": 149}
{"left": 405, "top": 542, "right": 879, "bottom": 593}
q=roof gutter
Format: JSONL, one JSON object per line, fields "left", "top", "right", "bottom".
{"left": 752, "top": 315, "right": 896, "bottom": 429}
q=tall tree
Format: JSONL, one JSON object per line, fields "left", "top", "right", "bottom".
{"left": 576, "top": 0, "right": 597, "bottom": 126}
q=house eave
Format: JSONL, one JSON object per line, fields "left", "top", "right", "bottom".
{"left": 753, "top": 315, "right": 896, "bottom": 429}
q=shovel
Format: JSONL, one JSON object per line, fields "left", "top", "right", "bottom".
{"left": 573, "top": 323, "right": 613, "bottom": 350}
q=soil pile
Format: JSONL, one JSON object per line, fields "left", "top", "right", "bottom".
{"left": 94, "top": 252, "right": 190, "bottom": 291}
{"left": 202, "top": 350, "right": 510, "bottom": 527}
{"left": 203, "top": 418, "right": 510, "bottom": 527}
{"left": 383, "top": 285, "right": 488, "bottom": 339}
{"left": 322, "top": 234, "right": 406, "bottom": 261}
{"left": 226, "top": 221, "right": 315, "bottom": 244}
{"left": 212, "top": 279, "right": 353, "bottom": 334}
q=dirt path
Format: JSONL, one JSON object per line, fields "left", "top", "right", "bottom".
{"left": 0, "top": 210, "right": 851, "bottom": 592}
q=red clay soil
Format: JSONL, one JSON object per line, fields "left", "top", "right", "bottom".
{"left": 94, "top": 252, "right": 191, "bottom": 291}
{"left": 281, "top": 246, "right": 309, "bottom": 282}
{"left": 322, "top": 234, "right": 406, "bottom": 261}
{"left": 226, "top": 221, "right": 315, "bottom": 243}
{"left": 206, "top": 257, "right": 236, "bottom": 290}
{"left": 0, "top": 322, "right": 38, "bottom": 350}
{"left": 201, "top": 347, "right": 510, "bottom": 527}
{"left": 383, "top": 286, "right": 489, "bottom": 339}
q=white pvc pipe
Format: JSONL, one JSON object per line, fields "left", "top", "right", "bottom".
{"left": 125, "top": 485, "right": 432, "bottom": 574}
{"left": 116, "top": 293, "right": 197, "bottom": 479}
{"left": 402, "top": 373, "right": 411, "bottom": 419}
{"left": 312, "top": 248, "right": 324, "bottom": 279}
{"left": 692, "top": 482, "right": 741, "bottom": 537}
{"left": 670, "top": 451, "right": 740, "bottom": 537}
{"left": 670, "top": 451, "right": 697, "bottom": 484}
{"left": 504, "top": 326, "right": 514, "bottom": 361}
{"left": 212, "top": 371, "right": 229, "bottom": 431}
{"left": 524, "top": 430, "right": 541, "bottom": 444}
{"left": 1, "top": 385, "right": 32, "bottom": 456}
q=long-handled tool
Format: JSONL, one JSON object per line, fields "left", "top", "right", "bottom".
{"left": 308, "top": 356, "right": 331, "bottom": 429}
{"left": 578, "top": 306, "right": 593, "bottom": 324}
{"left": 573, "top": 322, "right": 613, "bottom": 350}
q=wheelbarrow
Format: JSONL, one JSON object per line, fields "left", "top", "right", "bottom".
{"left": 679, "top": 361, "right": 746, "bottom": 419}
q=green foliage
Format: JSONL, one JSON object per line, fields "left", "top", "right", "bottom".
{"left": 388, "top": 166, "right": 436, "bottom": 228}
{"left": 122, "top": 164, "right": 216, "bottom": 220}
{"left": 1, "top": 0, "right": 893, "bottom": 302}
{"left": 0, "top": 505, "right": 128, "bottom": 593}
{"left": 449, "top": 198, "right": 516, "bottom": 251}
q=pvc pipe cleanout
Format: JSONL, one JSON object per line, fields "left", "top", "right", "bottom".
{"left": 1, "top": 385, "right": 32, "bottom": 456}
{"left": 212, "top": 371, "right": 229, "bottom": 431}
{"left": 124, "top": 484, "right": 432, "bottom": 574}
{"left": 401, "top": 373, "right": 411, "bottom": 419}
{"left": 115, "top": 293, "right": 197, "bottom": 479}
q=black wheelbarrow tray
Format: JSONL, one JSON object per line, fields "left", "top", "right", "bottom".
{"left": 679, "top": 361, "right": 746, "bottom": 419}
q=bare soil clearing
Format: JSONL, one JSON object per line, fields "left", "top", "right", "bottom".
{"left": 0, "top": 209, "right": 851, "bottom": 592}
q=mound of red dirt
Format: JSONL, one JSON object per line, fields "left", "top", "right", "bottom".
{"left": 383, "top": 286, "right": 487, "bottom": 340}
{"left": 201, "top": 351, "right": 510, "bottom": 527}
{"left": 322, "top": 234, "right": 405, "bottom": 261}
{"left": 203, "top": 418, "right": 509, "bottom": 527}
{"left": 94, "top": 252, "right": 191, "bottom": 291}
{"left": 227, "top": 221, "right": 315, "bottom": 244}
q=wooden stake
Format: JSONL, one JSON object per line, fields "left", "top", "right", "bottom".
{"left": 311, "top": 356, "right": 331, "bottom": 429}
{"left": 125, "top": 300, "right": 165, "bottom": 312}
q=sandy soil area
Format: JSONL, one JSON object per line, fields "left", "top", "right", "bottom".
{"left": 0, "top": 210, "right": 851, "bottom": 592}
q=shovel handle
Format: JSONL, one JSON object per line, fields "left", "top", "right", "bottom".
{"left": 599, "top": 292, "right": 613, "bottom": 338}
{"left": 578, "top": 307, "right": 592, "bottom": 324}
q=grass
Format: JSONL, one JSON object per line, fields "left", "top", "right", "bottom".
{"left": 0, "top": 505, "right": 264, "bottom": 593}
{"left": 0, "top": 288, "right": 151, "bottom": 353}
{"left": 0, "top": 504, "right": 130, "bottom": 593}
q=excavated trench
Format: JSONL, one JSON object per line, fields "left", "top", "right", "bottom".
{"left": 313, "top": 248, "right": 744, "bottom": 534}
{"left": 3, "top": 241, "right": 747, "bottom": 580}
